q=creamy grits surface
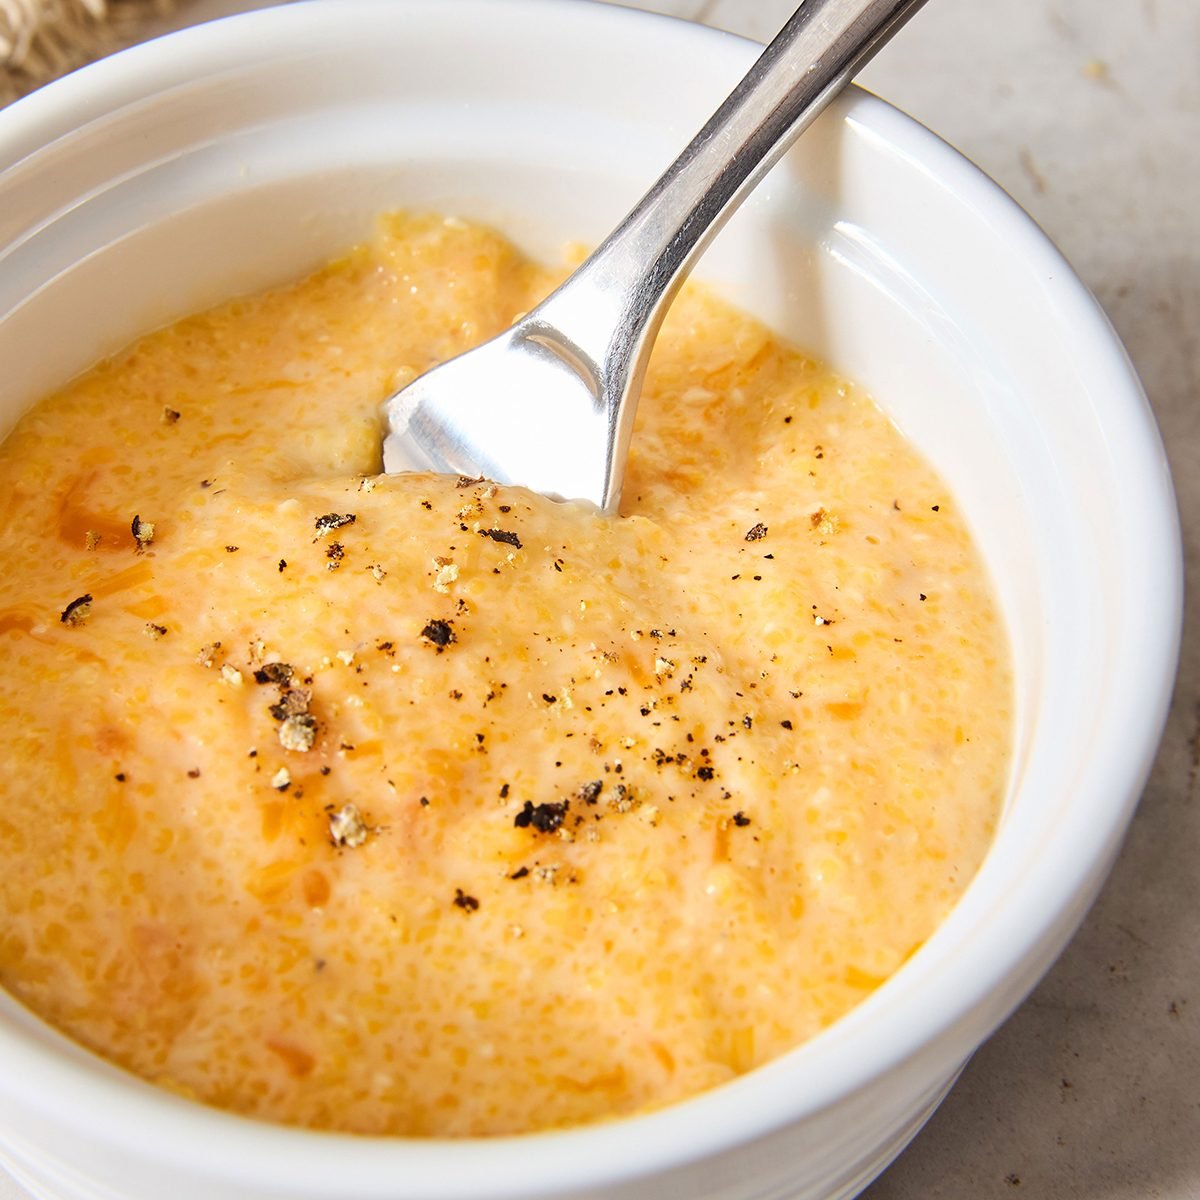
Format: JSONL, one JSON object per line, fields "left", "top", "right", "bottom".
{"left": 0, "top": 213, "right": 1010, "bottom": 1136}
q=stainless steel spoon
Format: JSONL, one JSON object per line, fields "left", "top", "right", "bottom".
{"left": 382, "top": 0, "right": 927, "bottom": 512}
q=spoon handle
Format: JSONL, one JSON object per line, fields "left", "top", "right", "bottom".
{"left": 521, "top": 0, "right": 928, "bottom": 507}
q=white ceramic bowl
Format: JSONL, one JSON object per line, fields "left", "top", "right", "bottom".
{"left": 0, "top": 3, "right": 1181, "bottom": 1198}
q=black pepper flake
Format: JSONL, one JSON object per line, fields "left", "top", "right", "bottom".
{"left": 225, "top": 545, "right": 239, "bottom": 553}
{"left": 514, "top": 799, "right": 570, "bottom": 834}
{"left": 609, "top": 782, "right": 635, "bottom": 811}
{"left": 319, "top": 766, "right": 331, "bottom": 776}
{"left": 420, "top": 499, "right": 433, "bottom": 510}
{"left": 732, "top": 811, "right": 751, "bottom": 827}
{"left": 780, "top": 719, "right": 794, "bottom": 730}
{"left": 696, "top": 766, "right": 715, "bottom": 781}
{"left": 742, "top": 715, "right": 753, "bottom": 729}
{"left": 499, "top": 783, "right": 510, "bottom": 799}
{"left": 919, "top": 593, "right": 927, "bottom": 601}
{"left": 542, "top": 693, "right": 557, "bottom": 704}
{"left": 162, "top": 407, "right": 181, "bottom": 424}
{"left": 453, "top": 888, "right": 479, "bottom": 912}
{"left": 187, "top": 768, "right": 201, "bottom": 779}
{"left": 420, "top": 619, "right": 456, "bottom": 649}
{"left": 278, "top": 559, "right": 287, "bottom": 573}
{"left": 114, "top": 773, "right": 126, "bottom": 782}
{"left": 267, "top": 684, "right": 310, "bottom": 715}
{"left": 480, "top": 527, "right": 522, "bottom": 549}
{"left": 744, "top": 522, "right": 768, "bottom": 542}
{"left": 499, "top": 505, "right": 512, "bottom": 513}
{"left": 131, "top": 515, "right": 155, "bottom": 551}
{"left": 60, "top": 593, "right": 93, "bottom": 625}
{"left": 419, "top": 796, "right": 430, "bottom": 807}
{"left": 509, "top": 866, "right": 529, "bottom": 880}
{"left": 269, "top": 691, "right": 312, "bottom": 725}
{"left": 254, "top": 662, "right": 294, "bottom": 686}
{"left": 326, "top": 541, "right": 345, "bottom": 565}
{"left": 314, "top": 513, "right": 356, "bottom": 538}
{"left": 578, "top": 780, "right": 603, "bottom": 804}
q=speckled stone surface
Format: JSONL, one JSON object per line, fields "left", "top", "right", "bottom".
{"left": 2, "top": 1, "right": 1197, "bottom": 1197}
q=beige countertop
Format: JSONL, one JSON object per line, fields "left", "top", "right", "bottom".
{"left": 2, "top": 1, "right": 1197, "bottom": 1197}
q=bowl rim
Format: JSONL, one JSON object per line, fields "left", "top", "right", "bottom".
{"left": 0, "top": 0, "right": 1183, "bottom": 1194}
